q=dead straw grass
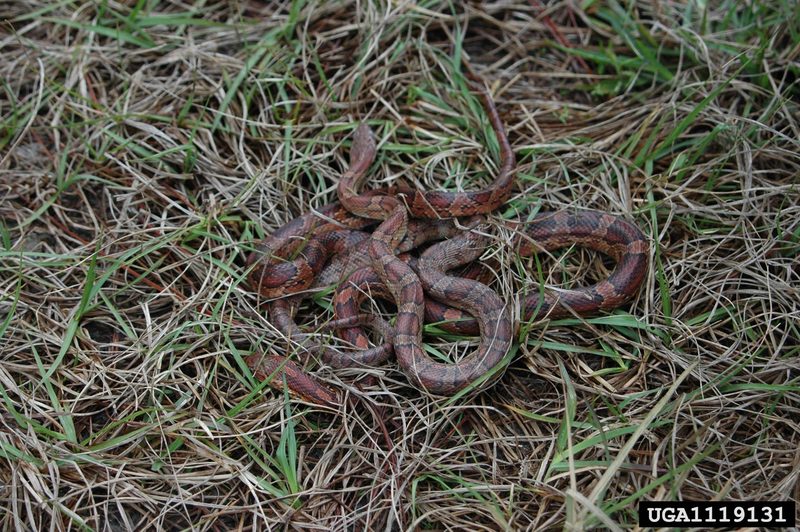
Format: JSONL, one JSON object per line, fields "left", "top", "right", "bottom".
{"left": 1, "top": 1, "right": 798, "bottom": 530}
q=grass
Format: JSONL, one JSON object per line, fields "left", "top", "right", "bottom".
{"left": 1, "top": 0, "right": 799, "bottom": 530}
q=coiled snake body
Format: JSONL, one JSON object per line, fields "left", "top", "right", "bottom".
{"left": 246, "top": 71, "right": 648, "bottom": 406}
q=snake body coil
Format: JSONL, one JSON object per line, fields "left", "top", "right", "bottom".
{"left": 246, "top": 70, "right": 648, "bottom": 405}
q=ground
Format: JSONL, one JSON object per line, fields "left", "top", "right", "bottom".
{"left": 1, "top": 1, "right": 798, "bottom": 530}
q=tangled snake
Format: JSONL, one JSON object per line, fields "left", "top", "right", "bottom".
{"left": 246, "top": 69, "right": 648, "bottom": 406}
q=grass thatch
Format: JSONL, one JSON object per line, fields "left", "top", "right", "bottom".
{"left": 1, "top": 1, "right": 798, "bottom": 530}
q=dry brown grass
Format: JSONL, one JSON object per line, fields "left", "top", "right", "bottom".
{"left": 1, "top": 1, "right": 798, "bottom": 530}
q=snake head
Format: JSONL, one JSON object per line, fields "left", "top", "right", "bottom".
{"left": 350, "top": 123, "right": 376, "bottom": 173}
{"left": 246, "top": 352, "right": 340, "bottom": 407}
